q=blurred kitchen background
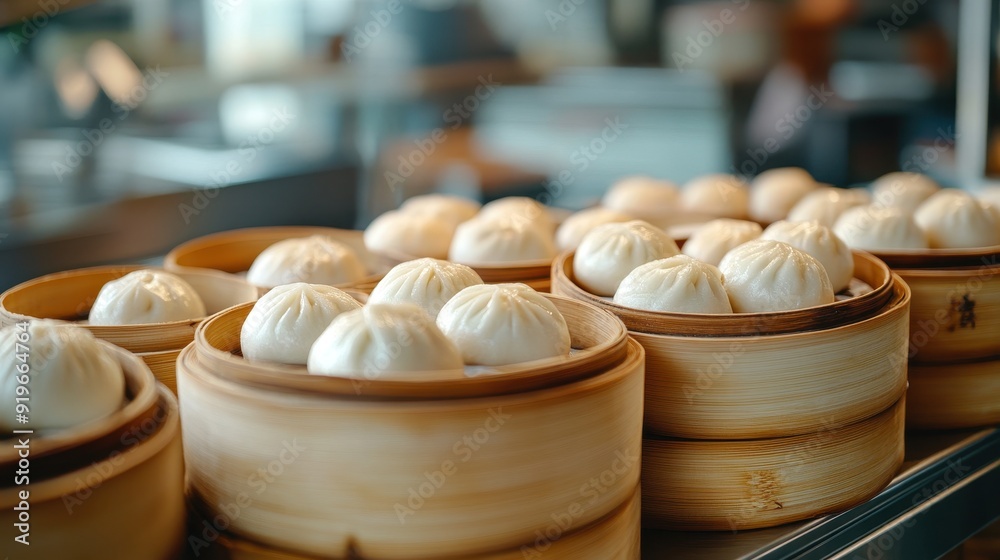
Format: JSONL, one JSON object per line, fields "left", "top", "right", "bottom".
{"left": 0, "top": 0, "right": 968, "bottom": 287}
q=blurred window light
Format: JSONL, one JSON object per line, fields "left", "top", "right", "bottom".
{"left": 830, "top": 61, "right": 934, "bottom": 102}
{"left": 54, "top": 58, "right": 98, "bottom": 119}
{"left": 203, "top": 0, "right": 305, "bottom": 80}
{"left": 84, "top": 39, "right": 143, "bottom": 109}
{"left": 219, "top": 84, "right": 301, "bottom": 147}
{"left": 303, "top": 0, "right": 355, "bottom": 35}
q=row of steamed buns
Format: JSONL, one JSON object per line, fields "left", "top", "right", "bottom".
{"left": 563, "top": 169, "right": 1000, "bottom": 252}
{"left": 359, "top": 169, "right": 1000, "bottom": 268}
{"left": 572, "top": 219, "right": 852, "bottom": 315}
{"left": 70, "top": 168, "right": 1000, "bottom": 327}
{"left": 148, "top": 168, "right": 1000, "bottom": 297}
{"left": 0, "top": 263, "right": 574, "bottom": 433}
{"left": 241, "top": 261, "right": 570, "bottom": 376}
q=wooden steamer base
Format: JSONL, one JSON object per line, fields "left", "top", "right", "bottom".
{"left": 177, "top": 294, "right": 643, "bottom": 558}
{"left": 552, "top": 250, "right": 911, "bottom": 531}
{"left": 185, "top": 486, "right": 641, "bottom": 560}
{"left": 642, "top": 396, "right": 905, "bottom": 530}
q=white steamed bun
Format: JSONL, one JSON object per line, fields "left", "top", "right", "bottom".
{"left": 436, "top": 283, "right": 571, "bottom": 366}
{"left": 0, "top": 321, "right": 124, "bottom": 431}
{"left": 574, "top": 220, "right": 680, "bottom": 296}
{"left": 761, "top": 220, "right": 855, "bottom": 292}
{"left": 614, "top": 255, "right": 732, "bottom": 314}
{"left": 602, "top": 176, "right": 680, "bottom": 223}
{"left": 89, "top": 270, "right": 206, "bottom": 325}
{"left": 556, "top": 207, "right": 632, "bottom": 252}
{"left": 680, "top": 174, "right": 749, "bottom": 219}
{"left": 247, "top": 235, "right": 367, "bottom": 288}
{"left": 307, "top": 303, "right": 464, "bottom": 380}
{"left": 368, "top": 258, "right": 483, "bottom": 318}
{"left": 748, "top": 167, "right": 818, "bottom": 223}
{"left": 449, "top": 216, "right": 557, "bottom": 264}
{"left": 719, "top": 239, "right": 835, "bottom": 313}
{"left": 241, "top": 283, "right": 361, "bottom": 365}
{"left": 870, "top": 172, "right": 940, "bottom": 212}
{"left": 833, "top": 205, "right": 928, "bottom": 251}
{"left": 400, "top": 194, "right": 480, "bottom": 227}
{"left": 682, "top": 219, "right": 763, "bottom": 266}
{"left": 914, "top": 190, "right": 1000, "bottom": 249}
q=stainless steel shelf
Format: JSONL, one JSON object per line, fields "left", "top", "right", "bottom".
{"left": 644, "top": 428, "right": 1000, "bottom": 559}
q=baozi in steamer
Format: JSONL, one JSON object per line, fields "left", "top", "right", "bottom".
{"left": 833, "top": 205, "right": 928, "bottom": 251}
{"left": 89, "top": 269, "right": 206, "bottom": 325}
{"left": 478, "top": 197, "right": 555, "bottom": 232}
{"left": 436, "top": 283, "right": 571, "bottom": 366}
{"left": 871, "top": 172, "right": 940, "bottom": 213}
{"left": 449, "top": 216, "right": 557, "bottom": 264}
{"left": 368, "top": 258, "right": 484, "bottom": 318}
{"left": 614, "top": 255, "right": 733, "bottom": 314}
{"left": 363, "top": 211, "right": 454, "bottom": 259}
{"left": 977, "top": 186, "right": 1000, "bottom": 211}
{"left": 748, "top": 167, "right": 818, "bottom": 223}
{"left": 0, "top": 321, "right": 124, "bottom": 431}
{"left": 682, "top": 219, "right": 763, "bottom": 266}
{"left": 761, "top": 220, "right": 855, "bottom": 292}
{"left": 555, "top": 207, "right": 632, "bottom": 251}
{"left": 247, "top": 235, "right": 367, "bottom": 288}
{"left": 307, "top": 303, "right": 464, "bottom": 379}
{"left": 602, "top": 176, "right": 680, "bottom": 223}
{"left": 914, "top": 190, "right": 1000, "bottom": 249}
{"left": 573, "top": 220, "right": 680, "bottom": 296}
{"left": 241, "top": 283, "right": 361, "bottom": 365}
{"left": 680, "top": 174, "right": 749, "bottom": 219}
{"left": 787, "top": 187, "right": 870, "bottom": 227}
{"left": 400, "top": 194, "right": 480, "bottom": 227}
{"left": 719, "top": 239, "right": 835, "bottom": 313}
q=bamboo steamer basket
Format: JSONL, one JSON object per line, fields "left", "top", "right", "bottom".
{"left": 0, "top": 265, "right": 258, "bottom": 393}
{"left": 872, "top": 246, "right": 1000, "bottom": 429}
{"left": 874, "top": 248, "right": 1000, "bottom": 363}
{"left": 0, "top": 343, "right": 185, "bottom": 559}
{"left": 552, "top": 250, "right": 895, "bottom": 336}
{"left": 906, "top": 359, "right": 1000, "bottom": 430}
{"left": 465, "top": 259, "right": 552, "bottom": 292}
{"left": 0, "top": 339, "right": 159, "bottom": 472}
{"left": 642, "top": 395, "right": 905, "bottom": 531}
{"left": 185, "top": 486, "right": 641, "bottom": 560}
{"left": 552, "top": 250, "right": 910, "bottom": 439}
{"left": 164, "top": 226, "right": 399, "bottom": 293}
{"left": 177, "top": 294, "right": 644, "bottom": 558}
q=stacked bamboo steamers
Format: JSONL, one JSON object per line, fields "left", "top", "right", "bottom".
{"left": 5, "top": 169, "right": 995, "bottom": 557}
{"left": 167, "top": 213, "right": 644, "bottom": 558}
{"left": 552, "top": 170, "right": 911, "bottom": 531}
{"left": 0, "top": 264, "right": 258, "bottom": 557}
{"left": 883, "top": 248, "right": 1000, "bottom": 429}
{"left": 178, "top": 293, "right": 643, "bottom": 558}
{"left": 0, "top": 320, "right": 185, "bottom": 558}
{"left": 854, "top": 178, "right": 1000, "bottom": 430}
